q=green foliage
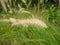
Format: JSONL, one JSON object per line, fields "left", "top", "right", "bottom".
{"left": 42, "top": 6, "right": 60, "bottom": 27}
{"left": 0, "top": 0, "right": 60, "bottom": 45}
{"left": 0, "top": 21, "right": 60, "bottom": 45}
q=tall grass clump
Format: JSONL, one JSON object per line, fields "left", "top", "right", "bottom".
{"left": 42, "top": 5, "right": 60, "bottom": 27}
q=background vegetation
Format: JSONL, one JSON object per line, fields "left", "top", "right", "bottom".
{"left": 0, "top": 0, "right": 60, "bottom": 45}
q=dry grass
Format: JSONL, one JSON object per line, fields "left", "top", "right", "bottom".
{"left": 0, "top": 18, "right": 48, "bottom": 28}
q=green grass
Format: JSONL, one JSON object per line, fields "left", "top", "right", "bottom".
{"left": 0, "top": 9, "right": 60, "bottom": 45}
{"left": 0, "top": 21, "right": 60, "bottom": 45}
{"left": 0, "top": 13, "right": 33, "bottom": 19}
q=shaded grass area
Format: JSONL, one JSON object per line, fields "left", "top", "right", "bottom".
{"left": 0, "top": 13, "right": 33, "bottom": 19}
{"left": 0, "top": 9, "right": 42, "bottom": 19}
{"left": 0, "top": 21, "right": 60, "bottom": 45}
